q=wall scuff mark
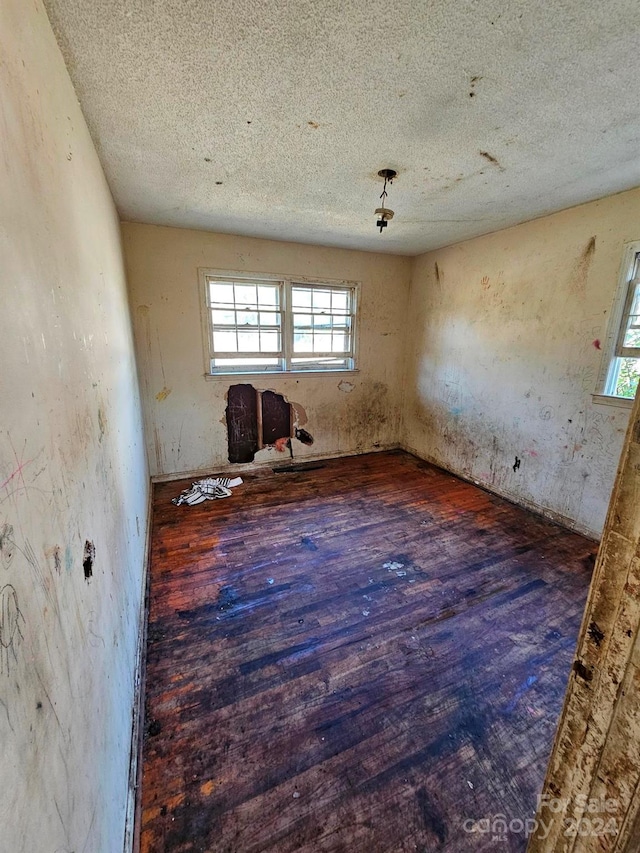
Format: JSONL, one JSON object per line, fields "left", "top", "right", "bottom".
{"left": 82, "top": 540, "right": 95, "bottom": 581}
{"left": 479, "top": 150, "right": 504, "bottom": 170}
{"left": 569, "top": 236, "right": 596, "bottom": 296}
{"left": 44, "top": 544, "right": 62, "bottom": 574}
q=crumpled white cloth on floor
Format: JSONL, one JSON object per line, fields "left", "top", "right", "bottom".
{"left": 172, "top": 476, "right": 243, "bottom": 506}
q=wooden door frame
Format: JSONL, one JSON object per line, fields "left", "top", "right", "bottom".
{"left": 528, "top": 389, "right": 640, "bottom": 852}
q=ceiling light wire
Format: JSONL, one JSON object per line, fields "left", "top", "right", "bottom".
{"left": 375, "top": 168, "right": 397, "bottom": 233}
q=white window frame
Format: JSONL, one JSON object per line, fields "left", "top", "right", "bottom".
{"left": 595, "top": 241, "right": 640, "bottom": 406}
{"left": 199, "top": 269, "right": 359, "bottom": 376}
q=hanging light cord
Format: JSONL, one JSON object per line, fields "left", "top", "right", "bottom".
{"left": 380, "top": 175, "right": 390, "bottom": 205}
{"left": 375, "top": 168, "right": 396, "bottom": 233}
{"left": 378, "top": 174, "right": 393, "bottom": 232}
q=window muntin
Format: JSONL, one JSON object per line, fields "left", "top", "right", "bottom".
{"left": 602, "top": 248, "right": 640, "bottom": 400}
{"left": 204, "top": 274, "right": 357, "bottom": 374}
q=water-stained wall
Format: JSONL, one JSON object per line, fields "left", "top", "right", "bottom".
{"left": 1, "top": 2, "right": 148, "bottom": 851}
{"left": 123, "top": 222, "right": 412, "bottom": 478}
{"left": 403, "top": 189, "right": 640, "bottom": 538}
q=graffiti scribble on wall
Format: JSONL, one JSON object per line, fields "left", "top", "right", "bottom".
{"left": 0, "top": 584, "right": 24, "bottom": 675}
{"left": 0, "top": 524, "right": 15, "bottom": 570}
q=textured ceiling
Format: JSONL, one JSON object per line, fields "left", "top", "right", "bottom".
{"left": 44, "top": 0, "right": 640, "bottom": 255}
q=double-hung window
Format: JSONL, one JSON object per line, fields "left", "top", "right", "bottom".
{"left": 201, "top": 271, "right": 357, "bottom": 374}
{"left": 600, "top": 244, "right": 640, "bottom": 401}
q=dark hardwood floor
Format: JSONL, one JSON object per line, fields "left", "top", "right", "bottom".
{"left": 141, "top": 450, "right": 596, "bottom": 853}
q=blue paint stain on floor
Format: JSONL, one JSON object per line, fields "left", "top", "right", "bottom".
{"left": 503, "top": 675, "right": 538, "bottom": 714}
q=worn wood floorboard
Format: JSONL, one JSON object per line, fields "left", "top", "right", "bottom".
{"left": 141, "top": 450, "right": 595, "bottom": 853}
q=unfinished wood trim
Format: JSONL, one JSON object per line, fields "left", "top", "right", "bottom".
{"left": 528, "top": 390, "right": 640, "bottom": 853}
{"left": 255, "top": 388, "right": 264, "bottom": 451}
{"left": 124, "top": 483, "right": 154, "bottom": 853}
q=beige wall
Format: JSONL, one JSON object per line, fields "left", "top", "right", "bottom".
{"left": 0, "top": 2, "right": 148, "bottom": 851}
{"left": 403, "top": 188, "right": 640, "bottom": 538}
{"left": 122, "top": 222, "right": 412, "bottom": 478}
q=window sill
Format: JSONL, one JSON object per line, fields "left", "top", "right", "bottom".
{"left": 204, "top": 369, "right": 360, "bottom": 381}
{"left": 591, "top": 393, "right": 635, "bottom": 410}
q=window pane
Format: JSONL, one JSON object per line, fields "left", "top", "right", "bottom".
{"left": 212, "top": 309, "right": 235, "bottom": 325}
{"left": 238, "top": 310, "right": 259, "bottom": 326}
{"left": 614, "top": 357, "right": 640, "bottom": 399}
{"left": 294, "top": 332, "right": 313, "bottom": 352}
{"left": 210, "top": 282, "right": 234, "bottom": 304}
{"left": 213, "top": 330, "right": 238, "bottom": 352}
{"left": 235, "top": 284, "right": 257, "bottom": 306}
{"left": 292, "top": 287, "right": 312, "bottom": 309}
{"left": 293, "top": 313, "right": 312, "bottom": 330}
{"left": 332, "top": 334, "right": 348, "bottom": 353}
{"left": 291, "top": 356, "right": 349, "bottom": 369}
{"left": 312, "top": 289, "right": 331, "bottom": 310}
{"left": 623, "top": 325, "right": 640, "bottom": 348}
{"left": 622, "top": 286, "right": 640, "bottom": 348}
{"left": 214, "top": 357, "right": 280, "bottom": 370}
{"left": 314, "top": 333, "right": 332, "bottom": 352}
{"left": 259, "top": 312, "right": 280, "bottom": 326}
{"left": 259, "top": 331, "right": 280, "bottom": 352}
{"left": 258, "top": 285, "right": 279, "bottom": 307}
{"left": 333, "top": 315, "right": 351, "bottom": 329}
{"left": 622, "top": 282, "right": 640, "bottom": 348}
{"left": 331, "top": 291, "right": 348, "bottom": 311}
{"left": 238, "top": 330, "right": 260, "bottom": 352}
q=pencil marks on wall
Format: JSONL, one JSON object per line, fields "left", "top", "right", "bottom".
{"left": 0, "top": 523, "right": 16, "bottom": 569}
{"left": 0, "top": 582, "right": 24, "bottom": 675}
{"left": 0, "top": 520, "right": 23, "bottom": 675}
{"left": 45, "top": 544, "right": 63, "bottom": 575}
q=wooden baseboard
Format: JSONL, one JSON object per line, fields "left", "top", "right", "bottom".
{"left": 123, "top": 483, "right": 153, "bottom": 853}
{"left": 151, "top": 443, "right": 401, "bottom": 484}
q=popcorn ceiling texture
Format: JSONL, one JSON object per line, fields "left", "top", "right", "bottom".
{"left": 44, "top": 0, "right": 640, "bottom": 255}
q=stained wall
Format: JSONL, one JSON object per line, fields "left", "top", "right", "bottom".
{"left": 403, "top": 188, "right": 640, "bottom": 537}
{"left": 122, "top": 222, "right": 412, "bottom": 477}
{"left": 0, "top": 1, "right": 148, "bottom": 850}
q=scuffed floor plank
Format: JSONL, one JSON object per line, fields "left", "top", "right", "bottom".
{"left": 141, "top": 450, "right": 595, "bottom": 853}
